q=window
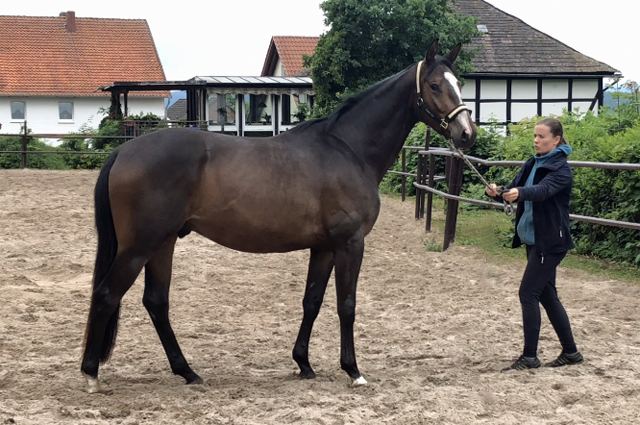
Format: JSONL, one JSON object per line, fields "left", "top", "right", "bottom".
{"left": 281, "top": 94, "right": 291, "bottom": 124}
{"left": 208, "top": 94, "right": 236, "bottom": 125}
{"left": 11, "top": 101, "right": 25, "bottom": 120}
{"left": 59, "top": 102, "right": 73, "bottom": 120}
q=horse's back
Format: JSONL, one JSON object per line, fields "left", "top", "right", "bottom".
{"left": 107, "top": 128, "right": 380, "bottom": 253}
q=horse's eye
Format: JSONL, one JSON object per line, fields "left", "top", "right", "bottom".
{"left": 430, "top": 84, "right": 439, "bottom": 92}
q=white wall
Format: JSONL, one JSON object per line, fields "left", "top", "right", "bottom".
{"left": 0, "top": 96, "right": 166, "bottom": 135}
{"left": 462, "top": 78, "right": 601, "bottom": 124}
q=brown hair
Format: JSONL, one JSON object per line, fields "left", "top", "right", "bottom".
{"left": 536, "top": 118, "right": 567, "bottom": 145}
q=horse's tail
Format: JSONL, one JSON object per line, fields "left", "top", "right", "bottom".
{"left": 87, "top": 150, "right": 120, "bottom": 363}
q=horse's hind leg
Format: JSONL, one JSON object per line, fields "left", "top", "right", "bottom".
{"left": 82, "top": 251, "right": 148, "bottom": 392}
{"left": 293, "top": 248, "right": 334, "bottom": 379}
{"left": 142, "top": 236, "right": 202, "bottom": 385}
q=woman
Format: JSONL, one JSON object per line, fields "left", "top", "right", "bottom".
{"left": 486, "top": 118, "right": 583, "bottom": 372}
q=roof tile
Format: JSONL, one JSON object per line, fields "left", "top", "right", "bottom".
{"left": 262, "top": 36, "right": 319, "bottom": 77}
{"left": 455, "top": 0, "right": 617, "bottom": 75}
{"left": 260, "top": 2, "right": 616, "bottom": 77}
{"left": 0, "top": 13, "right": 167, "bottom": 96}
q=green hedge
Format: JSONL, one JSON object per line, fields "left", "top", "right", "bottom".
{"left": 0, "top": 134, "right": 67, "bottom": 169}
{"left": 383, "top": 108, "right": 640, "bottom": 266}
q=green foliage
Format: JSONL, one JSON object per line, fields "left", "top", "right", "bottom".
{"left": 380, "top": 123, "right": 449, "bottom": 196}
{"left": 383, "top": 103, "right": 640, "bottom": 266}
{"left": 0, "top": 111, "right": 165, "bottom": 170}
{"left": 60, "top": 123, "right": 111, "bottom": 169}
{"left": 309, "top": 0, "right": 480, "bottom": 115}
{"left": 293, "top": 103, "right": 310, "bottom": 122}
{"left": 489, "top": 110, "right": 640, "bottom": 266}
{"left": 94, "top": 111, "right": 166, "bottom": 150}
{"left": 382, "top": 119, "right": 503, "bottom": 200}
{"left": 0, "top": 127, "right": 67, "bottom": 169}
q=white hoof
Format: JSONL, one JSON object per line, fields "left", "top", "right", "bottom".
{"left": 351, "top": 376, "right": 368, "bottom": 386}
{"left": 84, "top": 374, "right": 101, "bottom": 394}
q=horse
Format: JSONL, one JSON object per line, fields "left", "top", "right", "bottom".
{"left": 80, "top": 39, "right": 477, "bottom": 393}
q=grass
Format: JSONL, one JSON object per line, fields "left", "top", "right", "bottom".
{"left": 413, "top": 197, "right": 640, "bottom": 284}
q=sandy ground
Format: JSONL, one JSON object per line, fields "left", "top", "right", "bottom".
{"left": 0, "top": 169, "right": 639, "bottom": 425}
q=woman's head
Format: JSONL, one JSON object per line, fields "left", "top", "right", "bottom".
{"left": 534, "top": 118, "right": 566, "bottom": 155}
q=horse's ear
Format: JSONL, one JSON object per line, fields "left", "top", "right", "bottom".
{"left": 445, "top": 43, "right": 462, "bottom": 64}
{"left": 424, "top": 39, "right": 439, "bottom": 65}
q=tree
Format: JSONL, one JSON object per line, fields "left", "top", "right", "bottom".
{"left": 307, "top": 0, "right": 480, "bottom": 116}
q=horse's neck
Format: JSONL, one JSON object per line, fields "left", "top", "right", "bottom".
{"left": 330, "top": 66, "right": 418, "bottom": 183}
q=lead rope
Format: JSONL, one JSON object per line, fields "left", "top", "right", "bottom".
{"left": 447, "top": 140, "right": 513, "bottom": 216}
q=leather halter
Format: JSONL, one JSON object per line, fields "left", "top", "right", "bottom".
{"left": 415, "top": 60, "right": 471, "bottom": 131}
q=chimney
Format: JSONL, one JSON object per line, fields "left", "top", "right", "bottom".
{"left": 63, "top": 11, "right": 76, "bottom": 33}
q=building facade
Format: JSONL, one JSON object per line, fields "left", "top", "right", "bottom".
{"left": 0, "top": 11, "right": 167, "bottom": 135}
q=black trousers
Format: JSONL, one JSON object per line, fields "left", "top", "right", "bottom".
{"left": 519, "top": 245, "right": 578, "bottom": 358}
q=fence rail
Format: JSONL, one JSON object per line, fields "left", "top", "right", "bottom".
{"left": 0, "top": 120, "right": 207, "bottom": 167}
{"left": 2, "top": 127, "right": 639, "bottom": 238}
{"left": 413, "top": 148, "right": 640, "bottom": 249}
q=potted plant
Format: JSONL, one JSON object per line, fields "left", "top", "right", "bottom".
{"left": 262, "top": 112, "right": 272, "bottom": 124}
{"left": 292, "top": 103, "right": 309, "bottom": 123}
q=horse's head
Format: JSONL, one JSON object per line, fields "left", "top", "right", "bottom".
{"left": 416, "top": 39, "right": 477, "bottom": 149}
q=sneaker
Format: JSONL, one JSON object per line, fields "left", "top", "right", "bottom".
{"left": 544, "top": 352, "right": 583, "bottom": 367}
{"left": 501, "top": 355, "right": 541, "bottom": 372}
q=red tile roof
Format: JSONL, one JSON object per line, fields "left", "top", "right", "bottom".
{"left": 0, "top": 12, "right": 167, "bottom": 97}
{"left": 261, "top": 36, "right": 320, "bottom": 77}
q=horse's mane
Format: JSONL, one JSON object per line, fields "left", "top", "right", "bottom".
{"left": 287, "top": 56, "right": 455, "bottom": 135}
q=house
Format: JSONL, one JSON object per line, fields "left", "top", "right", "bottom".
{"left": 102, "top": 76, "right": 314, "bottom": 136}
{"left": 258, "top": 36, "right": 318, "bottom": 128}
{"left": 167, "top": 99, "right": 187, "bottom": 121}
{"left": 0, "top": 11, "right": 167, "bottom": 135}
{"left": 455, "top": 0, "right": 618, "bottom": 125}
{"left": 259, "top": 2, "right": 618, "bottom": 127}
{"left": 261, "top": 36, "right": 319, "bottom": 78}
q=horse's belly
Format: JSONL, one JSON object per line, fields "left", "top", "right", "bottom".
{"left": 189, "top": 209, "right": 327, "bottom": 253}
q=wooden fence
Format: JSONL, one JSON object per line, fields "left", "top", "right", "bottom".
{"left": 2, "top": 124, "right": 638, "bottom": 254}
{"left": 412, "top": 149, "right": 640, "bottom": 251}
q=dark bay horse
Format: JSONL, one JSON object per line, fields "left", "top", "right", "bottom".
{"left": 81, "top": 39, "right": 477, "bottom": 393}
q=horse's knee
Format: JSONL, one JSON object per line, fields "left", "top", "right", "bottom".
{"left": 337, "top": 296, "right": 356, "bottom": 323}
{"left": 302, "top": 296, "right": 323, "bottom": 317}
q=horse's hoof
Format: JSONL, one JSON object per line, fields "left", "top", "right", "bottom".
{"left": 84, "top": 374, "right": 101, "bottom": 394}
{"left": 186, "top": 376, "right": 204, "bottom": 385}
{"left": 299, "top": 370, "right": 316, "bottom": 380}
{"left": 351, "top": 376, "right": 368, "bottom": 387}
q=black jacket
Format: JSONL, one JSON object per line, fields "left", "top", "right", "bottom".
{"left": 493, "top": 151, "right": 575, "bottom": 256}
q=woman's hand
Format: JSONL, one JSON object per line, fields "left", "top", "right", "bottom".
{"left": 485, "top": 183, "right": 499, "bottom": 197}
{"left": 503, "top": 188, "right": 519, "bottom": 202}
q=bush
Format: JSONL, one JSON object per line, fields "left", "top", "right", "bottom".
{"left": 0, "top": 132, "right": 68, "bottom": 170}
{"left": 382, "top": 107, "right": 640, "bottom": 266}
{"left": 489, "top": 111, "right": 640, "bottom": 266}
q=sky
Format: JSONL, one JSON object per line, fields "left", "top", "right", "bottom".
{"left": 3, "top": 0, "right": 639, "bottom": 84}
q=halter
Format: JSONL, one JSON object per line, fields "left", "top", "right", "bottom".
{"left": 415, "top": 60, "right": 471, "bottom": 131}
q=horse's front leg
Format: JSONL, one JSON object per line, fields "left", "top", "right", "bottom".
{"left": 333, "top": 236, "right": 367, "bottom": 386}
{"left": 293, "top": 248, "right": 334, "bottom": 379}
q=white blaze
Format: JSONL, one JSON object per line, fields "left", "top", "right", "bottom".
{"left": 444, "top": 71, "right": 463, "bottom": 103}
{"left": 444, "top": 71, "right": 472, "bottom": 134}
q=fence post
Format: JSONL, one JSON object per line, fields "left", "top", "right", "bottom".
{"left": 422, "top": 127, "right": 431, "bottom": 222}
{"left": 443, "top": 157, "right": 464, "bottom": 251}
{"left": 425, "top": 153, "right": 436, "bottom": 232}
{"left": 401, "top": 148, "right": 406, "bottom": 202}
{"left": 21, "top": 121, "right": 28, "bottom": 169}
{"left": 414, "top": 154, "right": 423, "bottom": 220}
